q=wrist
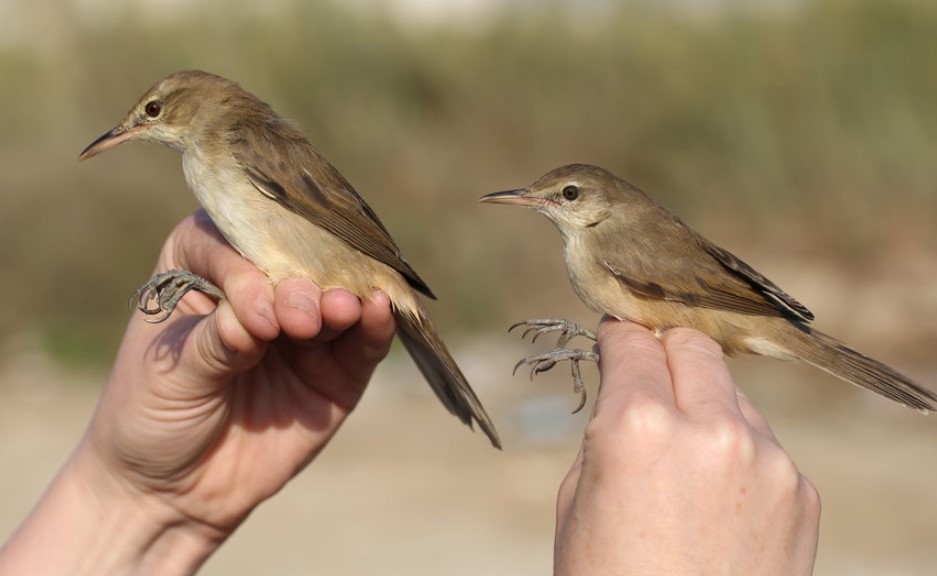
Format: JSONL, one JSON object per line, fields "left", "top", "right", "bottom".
{"left": 0, "top": 436, "right": 227, "bottom": 576}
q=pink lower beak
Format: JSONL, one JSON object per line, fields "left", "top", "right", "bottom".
{"left": 478, "top": 189, "right": 538, "bottom": 207}
{"left": 78, "top": 125, "right": 138, "bottom": 160}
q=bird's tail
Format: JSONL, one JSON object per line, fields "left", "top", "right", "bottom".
{"left": 787, "top": 327, "right": 937, "bottom": 412}
{"left": 394, "top": 308, "right": 502, "bottom": 449}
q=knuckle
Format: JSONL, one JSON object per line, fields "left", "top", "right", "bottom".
{"left": 763, "top": 444, "right": 803, "bottom": 491}
{"left": 702, "top": 417, "right": 757, "bottom": 463}
{"left": 202, "top": 315, "right": 236, "bottom": 368}
{"left": 589, "top": 391, "right": 675, "bottom": 446}
{"left": 801, "top": 477, "right": 822, "bottom": 516}
{"left": 557, "top": 470, "right": 579, "bottom": 507}
{"left": 205, "top": 305, "right": 256, "bottom": 373}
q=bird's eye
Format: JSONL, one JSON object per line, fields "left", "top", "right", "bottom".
{"left": 144, "top": 100, "right": 162, "bottom": 118}
{"left": 562, "top": 185, "right": 579, "bottom": 201}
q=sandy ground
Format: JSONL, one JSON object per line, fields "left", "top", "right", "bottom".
{"left": 1, "top": 331, "right": 936, "bottom": 576}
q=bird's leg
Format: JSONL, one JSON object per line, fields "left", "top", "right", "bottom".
{"left": 513, "top": 347, "right": 600, "bottom": 413}
{"left": 509, "top": 318, "right": 597, "bottom": 348}
{"left": 131, "top": 269, "right": 226, "bottom": 323}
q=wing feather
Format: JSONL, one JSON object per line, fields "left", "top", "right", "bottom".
{"left": 230, "top": 117, "right": 435, "bottom": 299}
{"left": 595, "top": 209, "right": 812, "bottom": 322}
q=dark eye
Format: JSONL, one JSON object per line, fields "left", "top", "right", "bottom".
{"left": 144, "top": 100, "right": 162, "bottom": 118}
{"left": 562, "top": 185, "right": 579, "bottom": 201}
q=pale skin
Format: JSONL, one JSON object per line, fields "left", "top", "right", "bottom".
{"left": 0, "top": 211, "right": 397, "bottom": 574}
{"left": 556, "top": 319, "right": 820, "bottom": 575}
{"left": 0, "top": 212, "right": 819, "bottom": 575}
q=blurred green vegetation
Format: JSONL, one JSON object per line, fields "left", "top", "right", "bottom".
{"left": 0, "top": 0, "right": 935, "bottom": 365}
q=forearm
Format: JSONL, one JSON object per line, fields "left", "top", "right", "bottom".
{"left": 0, "top": 438, "right": 225, "bottom": 576}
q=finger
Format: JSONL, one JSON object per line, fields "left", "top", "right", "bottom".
{"left": 169, "top": 211, "right": 279, "bottom": 341}
{"left": 274, "top": 277, "right": 324, "bottom": 341}
{"left": 331, "top": 290, "right": 395, "bottom": 375}
{"left": 326, "top": 290, "right": 395, "bottom": 408}
{"left": 595, "top": 317, "right": 675, "bottom": 415}
{"left": 319, "top": 289, "right": 365, "bottom": 341}
{"left": 661, "top": 327, "right": 741, "bottom": 419}
{"left": 166, "top": 300, "right": 269, "bottom": 395}
{"left": 273, "top": 281, "right": 364, "bottom": 344}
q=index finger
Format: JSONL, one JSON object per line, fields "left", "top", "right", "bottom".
{"left": 661, "top": 327, "right": 742, "bottom": 420}
{"left": 595, "top": 317, "right": 676, "bottom": 415}
{"left": 163, "top": 211, "right": 280, "bottom": 342}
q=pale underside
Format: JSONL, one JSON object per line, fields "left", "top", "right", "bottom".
{"left": 181, "top": 147, "right": 421, "bottom": 315}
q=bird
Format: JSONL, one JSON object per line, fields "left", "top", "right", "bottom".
{"left": 79, "top": 70, "right": 501, "bottom": 448}
{"left": 480, "top": 163, "right": 937, "bottom": 412}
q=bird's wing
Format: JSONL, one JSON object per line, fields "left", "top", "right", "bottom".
{"left": 596, "top": 217, "right": 813, "bottom": 322}
{"left": 703, "top": 243, "right": 814, "bottom": 321}
{"left": 229, "top": 117, "right": 435, "bottom": 299}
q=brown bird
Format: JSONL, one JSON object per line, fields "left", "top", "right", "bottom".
{"left": 79, "top": 70, "right": 500, "bottom": 448}
{"left": 480, "top": 163, "right": 937, "bottom": 412}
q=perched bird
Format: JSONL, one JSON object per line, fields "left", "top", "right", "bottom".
{"left": 480, "top": 163, "right": 937, "bottom": 412}
{"left": 80, "top": 70, "right": 500, "bottom": 448}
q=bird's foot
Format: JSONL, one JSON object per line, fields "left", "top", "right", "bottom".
{"left": 513, "top": 348, "right": 600, "bottom": 414}
{"left": 509, "top": 318, "right": 597, "bottom": 348}
{"left": 131, "top": 269, "right": 225, "bottom": 323}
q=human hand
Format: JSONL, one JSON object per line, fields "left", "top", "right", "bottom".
{"left": 94, "top": 209, "right": 394, "bottom": 524}
{"left": 0, "top": 210, "right": 395, "bottom": 575}
{"left": 555, "top": 318, "right": 820, "bottom": 575}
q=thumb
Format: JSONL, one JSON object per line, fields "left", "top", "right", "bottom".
{"left": 171, "top": 300, "right": 269, "bottom": 391}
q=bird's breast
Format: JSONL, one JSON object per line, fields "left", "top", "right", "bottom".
{"left": 180, "top": 151, "right": 418, "bottom": 311}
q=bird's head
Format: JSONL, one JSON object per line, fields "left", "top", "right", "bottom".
{"left": 480, "top": 164, "right": 624, "bottom": 234}
{"left": 79, "top": 70, "right": 252, "bottom": 160}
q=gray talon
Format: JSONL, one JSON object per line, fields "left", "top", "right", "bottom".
{"left": 131, "top": 269, "right": 225, "bottom": 323}
{"left": 509, "top": 318, "right": 597, "bottom": 348}
{"left": 512, "top": 347, "right": 600, "bottom": 412}
{"left": 570, "top": 358, "right": 588, "bottom": 414}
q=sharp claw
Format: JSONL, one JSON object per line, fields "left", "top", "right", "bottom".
{"left": 513, "top": 356, "right": 539, "bottom": 376}
{"left": 508, "top": 321, "right": 526, "bottom": 333}
{"left": 509, "top": 318, "right": 597, "bottom": 348}
{"left": 512, "top": 358, "right": 526, "bottom": 376}
{"left": 570, "top": 359, "right": 588, "bottom": 414}
{"left": 131, "top": 269, "right": 225, "bottom": 323}
{"left": 141, "top": 293, "right": 163, "bottom": 314}
{"left": 509, "top": 347, "right": 599, "bottom": 411}
{"left": 145, "top": 309, "right": 173, "bottom": 324}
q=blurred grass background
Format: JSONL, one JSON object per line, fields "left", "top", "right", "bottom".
{"left": 1, "top": 0, "right": 937, "bottom": 573}
{"left": 1, "top": 0, "right": 935, "bottom": 365}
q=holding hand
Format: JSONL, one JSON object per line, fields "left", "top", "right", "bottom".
{"left": 555, "top": 319, "right": 820, "bottom": 576}
{"left": 0, "top": 211, "right": 396, "bottom": 575}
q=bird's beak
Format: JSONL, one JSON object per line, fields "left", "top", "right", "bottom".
{"left": 478, "top": 188, "right": 538, "bottom": 207}
{"left": 78, "top": 124, "right": 139, "bottom": 161}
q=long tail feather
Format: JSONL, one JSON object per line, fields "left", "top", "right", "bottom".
{"left": 790, "top": 328, "right": 937, "bottom": 412}
{"left": 395, "top": 309, "right": 502, "bottom": 449}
